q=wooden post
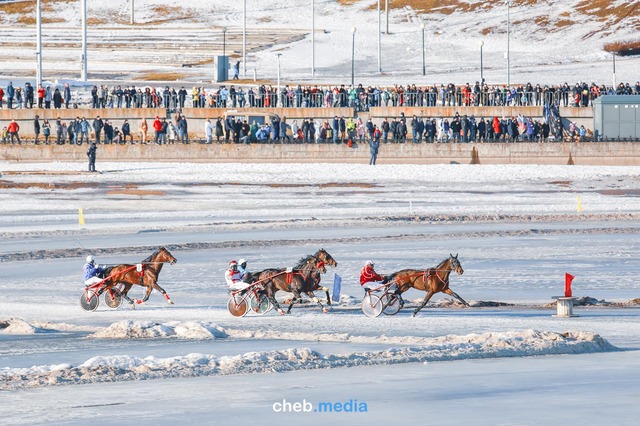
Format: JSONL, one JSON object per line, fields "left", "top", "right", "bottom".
{"left": 553, "top": 296, "right": 577, "bottom": 317}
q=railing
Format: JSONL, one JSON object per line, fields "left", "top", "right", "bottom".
{"left": 5, "top": 88, "right": 634, "bottom": 112}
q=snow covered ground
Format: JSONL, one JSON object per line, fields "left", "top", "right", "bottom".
{"left": 1, "top": 0, "right": 638, "bottom": 88}
{"left": 1, "top": 161, "right": 640, "bottom": 424}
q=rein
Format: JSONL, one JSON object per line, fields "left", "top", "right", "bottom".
{"left": 253, "top": 258, "right": 325, "bottom": 286}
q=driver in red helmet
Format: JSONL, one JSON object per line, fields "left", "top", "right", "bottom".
{"left": 225, "top": 260, "right": 250, "bottom": 292}
{"left": 359, "top": 260, "right": 389, "bottom": 290}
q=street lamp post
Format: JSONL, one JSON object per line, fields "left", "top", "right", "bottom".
{"left": 243, "top": 0, "right": 246, "bottom": 77}
{"left": 36, "top": 0, "right": 42, "bottom": 85}
{"left": 222, "top": 27, "right": 228, "bottom": 81}
{"left": 81, "top": 0, "right": 87, "bottom": 81}
{"left": 420, "top": 22, "right": 426, "bottom": 76}
{"left": 377, "top": 0, "right": 381, "bottom": 72}
{"left": 506, "top": 0, "right": 510, "bottom": 88}
{"left": 351, "top": 27, "right": 356, "bottom": 86}
{"left": 312, "top": 0, "right": 315, "bottom": 76}
{"left": 479, "top": 40, "right": 484, "bottom": 82}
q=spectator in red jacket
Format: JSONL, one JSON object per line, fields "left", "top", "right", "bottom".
{"left": 37, "top": 84, "right": 45, "bottom": 108}
{"left": 153, "top": 116, "right": 163, "bottom": 144}
{"left": 8, "top": 119, "right": 21, "bottom": 144}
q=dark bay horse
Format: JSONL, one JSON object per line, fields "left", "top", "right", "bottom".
{"left": 247, "top": 250, "right": 335, "bottom": 314}
{"left": 386, "top": 253, "right": 468, "bottom": 317}
{"left": 100, "top": 247, "right": 177, "bottom": 307}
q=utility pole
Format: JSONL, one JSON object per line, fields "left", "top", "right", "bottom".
{"left": 243, "top": 0, "right": 246, "bottom": 77}
{"left": 36, "top": 0, "right": 42, "bottom": 85}
{"left": 81, "top": 0, "right": 87, "bottom": 81}
{"left": 312, "top": 0, "right": 315, "bottom": 76}
{"left": 506, "top": 0, "right": 510, "bottom": 88}
{"left": 131, "top": 0, "right": 134, "bottom": 24}
{"left": 377, "top": 0, "right": 381, "bottom": 72}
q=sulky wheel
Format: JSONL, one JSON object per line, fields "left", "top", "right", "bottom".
{"left": 361, "top": 293, "right": 383, "bottom": 318}
{"left": 104, "top": 288, "right": 123, "bottom": 309}
{"left": 250, "top": 292, "right": 273, "bottom": 315}
{"left": 381, "top": 293, "right": 402, "bottom": 316}
{"left": 227, "top": 294, "right": 248, "bottom": 317}
{"left": 80, "top": 289, "right": 99, "bottom": 312}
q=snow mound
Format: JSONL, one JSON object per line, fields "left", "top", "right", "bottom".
{"left": 88, "top": 320, "right": 228, "bottom": 340}
{"left": 31, "top": 321, "right": 101, "bottom": 333}
{"left": 0, "top": 329, "right": 617, "bottom": 390}
{"left": 0, "top": 318, "right": 37, "bottom": 334}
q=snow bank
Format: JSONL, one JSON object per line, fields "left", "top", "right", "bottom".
{"left": 88, "top": 320, "right": 228, "bottom": 340}
{"left": 0, "top": 330, "right": 617, "bottom": 390}
{"left": 0, "top": 318, "right": 37, "bottom": 335}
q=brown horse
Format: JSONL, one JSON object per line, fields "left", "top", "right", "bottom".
{"left": 247, "top": 251, "right": 332, "bottom": 314}
{"left": 386, "top": 253, "right": 468, "bottom": 317}
{"left": 100, "top": 247, "right": 177, "bottom": 307}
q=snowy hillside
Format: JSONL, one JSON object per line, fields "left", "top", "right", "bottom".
{"left": 0, "top": 0, "right": 638, "bottom": 85}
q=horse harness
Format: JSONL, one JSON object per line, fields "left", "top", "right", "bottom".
{"left": 285, "top": 261, "right": 325, "bottom": 284}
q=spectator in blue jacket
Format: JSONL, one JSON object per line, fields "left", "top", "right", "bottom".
{"left": 6, "top": 82, "right": 15, "bottom": 109}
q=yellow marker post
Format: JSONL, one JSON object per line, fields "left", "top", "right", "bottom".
{"left": 577, "top": 195, "right": 582, "bottom": 213}
{"left": 79, "top": 208, "right": 85, "bottom": 226}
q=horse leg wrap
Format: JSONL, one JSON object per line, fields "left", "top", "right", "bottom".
{"left": 164, "top": 293, "right": 174, "bottom": 304}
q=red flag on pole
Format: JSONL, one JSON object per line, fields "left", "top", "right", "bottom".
{"left": 565, "top": 273, "right": 575, "bottom": 297}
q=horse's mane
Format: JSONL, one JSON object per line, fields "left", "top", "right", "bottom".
{"left": 295, "top": 254, "right": 318, "bottom": 269}
{"left": 142, "top": 247, "right": 166, "bottom": 263}
{"left": 436, "top": 257, "right": 450, "bottom": 270}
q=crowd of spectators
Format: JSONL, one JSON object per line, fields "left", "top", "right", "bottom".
{"left": 0, "top": 112, "right": 595, "bottom": 145}
{"left": 2, "top": 79, "right": 637, "bottom": 145}
{"left": 1, "top": 80, "right": 640, "bottom": 112}
{"left": 1, "top": 113, "right": 190, "bottom": 145}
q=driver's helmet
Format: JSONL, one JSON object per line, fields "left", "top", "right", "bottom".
{"left": 229, "top": 260, "right": 238, "bottom": 269}
{"left": 86, "top": 255, "right": 94, "bottom": 264}
{"left": 238, "top": 258, "right": 247, "bottom": 268}
{"left": 365, "top": 260, "right": 374, "bottom": 267}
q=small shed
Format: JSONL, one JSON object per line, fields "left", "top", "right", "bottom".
{"left": 593, "top": 95, "right": 640, "bottom": 140}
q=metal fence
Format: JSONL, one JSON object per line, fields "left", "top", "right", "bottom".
{"left": 24, "top": 86, "right": 635, "bottom": 112}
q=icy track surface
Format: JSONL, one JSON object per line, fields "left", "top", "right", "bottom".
{"left": 2, "top": 162, "right": 640, "bottom": 424}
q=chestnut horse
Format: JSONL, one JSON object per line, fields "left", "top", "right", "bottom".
{"left": 386, "top": 253, "right": 468, "bottom": 317}
{"left": 100, "top": 247, "right": 177, "bottom": 306}
{"left": 247, "top": 249, "right": 337, "bottom": 314}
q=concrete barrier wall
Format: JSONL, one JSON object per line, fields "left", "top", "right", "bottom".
{"left": 2, "top": 141, "right": 640, "bottom": 166}
{"left": 0, "top": 106, "right": 595, "bottom": 139}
